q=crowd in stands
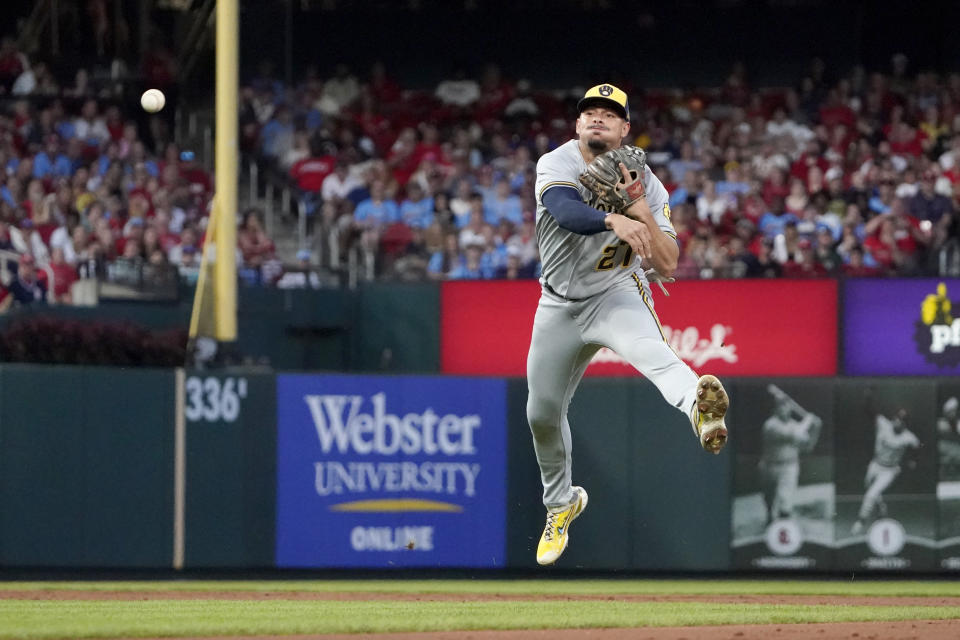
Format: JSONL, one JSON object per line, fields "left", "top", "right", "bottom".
{"left": 245, "top": 55, "right": 960, "bottom": 282}
{"left": 0, "top": 32, "right": 296, "bottom": 309}
{"left": 3, "top": 32, "right": 960, "bottom": 312}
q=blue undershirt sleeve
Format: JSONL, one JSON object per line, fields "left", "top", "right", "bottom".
{"left": 542, "top": 186, "right": 609, "bottom": 235}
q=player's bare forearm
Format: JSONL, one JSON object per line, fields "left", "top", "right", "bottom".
{"left": 645, "top": 225, "right": 679, "bottom": 276}
{"left": 624, "top": 198, "right": 678, "bottom": 276}
{"left": 605, "top": 211, "right": 678, "bottom": 277}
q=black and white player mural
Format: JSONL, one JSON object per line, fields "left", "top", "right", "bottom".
{"left": 731, "top": 380, "right": 834, "bottom": 569}
{"left": 835, "top": 380, "right": 938, "bottom": 572}
{"left": 938, "top": 384, "right": 960, "bottom": 570}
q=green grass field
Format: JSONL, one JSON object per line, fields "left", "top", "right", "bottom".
{"left": 1, "top": 580, "right": 959, "bottom": 639}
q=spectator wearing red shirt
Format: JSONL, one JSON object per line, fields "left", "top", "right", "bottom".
{"left": 289, "top": 143, "right": 336, "bottom": 193}
{"left": 104, "top": 106, "right": 125, "bottom": 142}
{"left": 0, "top": 37, "right": 27, "bottom": 92}
{"left": 352, "top": 91, "right": 394, "bottom": 154}
{"left": 762, "top": 167, "right": 791, "bottom": 206}
{"left": 862, "top": 201, "right": 925, "bottom": 274}
{"left": 474, "top": 64, "right": 514, "bottom": 124}
{"left": 22, "top": 178, "right": 46, "bottom": 219}
{"left": 790, "top": 140, "right": 830, "bottom": 182}
{"left": 842, "top": 246, "right": 881, "bottom": 277}
{"left": 414, "top": 123, "right": 447, "bottom": 168}
{"left": 238, "top": 209, "right": 275, "bottom": 268}
{"left": 887, "top": 121, "right": 926, "bottom": 159}
{"left": 818, "top": 88, "right": 856, "bottom": 129}
{"left": 178, "top": 151, "right": 212, "bottom": 213}
{"left": 151, "top": 209, "right": 181, "bottom": 254}
{"left": 48, "top": 247, "right": 78, "bottom": 303}
{"left": 387, "top": 127, "right": 420, "bottom": 186}
{"left": 782, "top": 240, "right": 828, "bottom": 278}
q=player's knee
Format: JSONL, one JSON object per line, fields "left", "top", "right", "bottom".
{"left": 527, "top": 399, "right": 562, "bottom": 439}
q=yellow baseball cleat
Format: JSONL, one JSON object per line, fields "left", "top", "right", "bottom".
{"left": 693, "top": 374, "right": 729, "bottom": 454}
{"left": 536, "top": 486, "right": 588, "bottom": 565}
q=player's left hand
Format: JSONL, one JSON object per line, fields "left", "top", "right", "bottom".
{"left": 606, "top": 213, "right": 652, "bottom": 259}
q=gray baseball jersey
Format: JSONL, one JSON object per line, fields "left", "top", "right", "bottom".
{"left": 527, "top": 139, "right": 698, "bottom": 509}
{"left": 535, "top": 139, "right": 677, "bottom": 299}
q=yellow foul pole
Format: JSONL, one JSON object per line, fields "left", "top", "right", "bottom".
{"left": 214, "top": 0, "right": 238, "bottom": 341}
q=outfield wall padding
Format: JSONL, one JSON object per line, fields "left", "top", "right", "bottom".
{"left": 0, "top": 366, "right": 956, "bottom": 573}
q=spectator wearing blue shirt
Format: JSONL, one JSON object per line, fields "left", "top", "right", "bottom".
{"left": 667, "top": 141, "right": 703, "bottom": 183}
{"left": 399, "top": 182, "right": 434, "bottom": 229}
{"left": 472, "top": 165, "right": 498, "bottom": 204}
{"left": 33, "top": 136, "right": 72, "bottom": 179}
{"left": 64, "top": 138, "right": 86, "bottom": 175}
{"left": 715, "top": 163, "right": 750, "bottom": 197}
{"left": 484, "top": 178, "right": 523, "bottom": 226}
{"left": 868, "top": 180, "right": 896, "bottom": 215}
{"left": 448, "top": 242, "right": 490, "bottom": 280}
{"left": 259, "top": 105, "right": 295, "bottom": 160}
{"left": 477, "top": 224, "right": 507, "bottom": 275}
{"left": 427, "top": 232, "right": 463, "bottom": 280}
{"left": 758, "top": 197, "right": 798, "bottom": 238}
{"left": 55, "top": 117, "right": 75, "bottom": 141}
{"left": 353, "top": 180, "right": 399, "bottom": 230}
{"left": 96, "top": 141, "right": 121, "bottom": 176}
{"left": 1, "top": 177, "right": 21, "bottom": 208}
{"left": 669, "top": 169, "right": 701, "bottom": 208}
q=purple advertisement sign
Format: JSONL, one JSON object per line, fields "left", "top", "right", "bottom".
{"left": 844, "top": 279, "right": 960, "bottom": 375}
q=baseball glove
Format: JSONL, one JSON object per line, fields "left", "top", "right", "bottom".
{"left": 578, "top": 145, "right": 648, "bottom": 212}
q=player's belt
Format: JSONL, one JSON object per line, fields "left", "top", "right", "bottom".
{"left": 542, "top": 281, "right": 586, "bottom": 302}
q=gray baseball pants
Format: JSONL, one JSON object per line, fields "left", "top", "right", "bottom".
{"left": 526, "top": 279, "right": 699, "bottom": 508}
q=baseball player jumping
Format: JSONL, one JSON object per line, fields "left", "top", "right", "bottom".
{"left": 527, "top": 84, "right": 729, "bottom": 565}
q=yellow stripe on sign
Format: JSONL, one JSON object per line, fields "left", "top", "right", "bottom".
{"left": 330, "top": 499, "right": 463, "bottom": 513}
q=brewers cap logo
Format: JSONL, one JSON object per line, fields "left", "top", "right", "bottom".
{"left": 577, "top": 83, "right": 630, "bottom": 119}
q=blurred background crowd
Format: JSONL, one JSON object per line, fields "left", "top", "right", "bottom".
{"left": 241, "top": 55, "right": 960, "bottom": 283}
{"left": 1, "top": 0, "right": 959, "bottom": 310}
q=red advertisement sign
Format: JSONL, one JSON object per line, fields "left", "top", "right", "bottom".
{"left": 441, "top": 279, "right": 838, "bottom": 377}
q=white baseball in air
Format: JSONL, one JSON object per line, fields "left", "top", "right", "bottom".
{"left": 141, "top": 88, "right": 166, "bottom": 113}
